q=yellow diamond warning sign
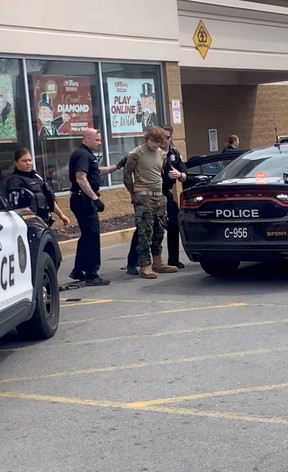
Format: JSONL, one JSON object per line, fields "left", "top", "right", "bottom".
{"left": 193, "top": 20, "right": 212, "bottom": 59}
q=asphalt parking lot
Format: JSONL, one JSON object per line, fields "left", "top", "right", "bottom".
{"left": 1, "top": 239, "right": 288, "bottom": 472}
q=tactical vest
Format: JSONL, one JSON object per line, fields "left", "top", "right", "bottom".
{"left": 8, "top": 171, "right": 55, "bottom": 217}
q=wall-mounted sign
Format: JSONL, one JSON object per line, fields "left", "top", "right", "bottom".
{"left": 33, "top": 75, "right": 94, "bottom": 138}
{"left": 107, "top": 78, "right": 159, "bottom": 137}
{"left": 171, "top": 99, "right": 182, "bottom": 125}
{"left": 208, "top": 128, "right": 219, "bottom": 152}
{"left": 193, "top": 20, "right": 212, "bottom": 59}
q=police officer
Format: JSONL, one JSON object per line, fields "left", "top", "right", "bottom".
{"left": 69, "top": 128, "right": 126, "bottom": 286}
{"left": 126, "top": 125, "right": 186, "bottom": 275}
{"left": 161, "top": 125, "right": 187, "bottom": 268}
{"left": 222, "top": 134, "right": 240, "bottom": 152}
{"left": 5, "top": 147, "right": 70, "bottom": 227}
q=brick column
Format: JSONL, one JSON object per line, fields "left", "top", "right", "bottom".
{"left": 162, "top": 62, "right": 187, "bottom": 200}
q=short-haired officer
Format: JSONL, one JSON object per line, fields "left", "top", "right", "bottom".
{"left": 69, "top": 128, "right": 126, "bottom": 286}
{"left": 222, "top": 134, "right": 240, "bottom": 152}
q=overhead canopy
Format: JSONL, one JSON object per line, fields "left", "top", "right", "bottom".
{"left": 181, "top": 68, "right": 288, "bottom": 86}
{"left": 243, "top": 0, "right": 288, "bottom": 6}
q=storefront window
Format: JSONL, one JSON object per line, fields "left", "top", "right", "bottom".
{"left": 26, "top": 60, "right": 103, "bottom": 192}
{"left": 0, "top": 59, "right": 165, "bottom": 194}
{"left": 0, "top": 58, "right": 29, "bottom": 193}
{"left": 101, "top": 62, "right": 164, "bottom": 185}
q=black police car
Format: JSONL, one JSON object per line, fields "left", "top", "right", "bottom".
{"left": 184, "top": 148, "right": 247, "bottom": 188}
{"left": 179, "top": 142, "right": 288, "bottom": 276}
{"left": 0, "top": 189, "right": 61, "bottom": 339}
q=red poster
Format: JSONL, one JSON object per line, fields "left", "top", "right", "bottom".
{"left": 33, "top": 75, "right": 94, "bottom": 138}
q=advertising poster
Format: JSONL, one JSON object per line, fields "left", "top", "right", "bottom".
{"left": 0, "top": 75, "right": 17, "bottom": 143}
{"left": 33, "top": 75, "right": 94, "bottom": 138}
{"left": 107, "top": 77, "right": 158, "bottom": 137}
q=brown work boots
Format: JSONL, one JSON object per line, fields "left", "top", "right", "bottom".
{"left": 140, "top": 256, "right": 178, "bottom": 279}
{"left": 139, "top": 265, "right": 157, "bottom": 279}
{"left": 152, "top": 255, "right": 178, "bottom": 274}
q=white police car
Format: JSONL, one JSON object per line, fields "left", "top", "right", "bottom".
{"left": 0, "top": 189, "right": 61, "bottom": 339}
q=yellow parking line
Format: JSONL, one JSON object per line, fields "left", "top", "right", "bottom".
{"left": 60, "top": 298, "right": 192, "bottom": 306}
{"left": 3, "top": 318, "right": 288, "bottom": 351}
{"left": 143, "top": 405, "right": 288, "bottom": 426}
{"left": 94, "top": 302, "right": 247, "bottom": 320}
{"left": 60, "top": 302, "right": 247, "bottom": 323}
{"left": 60, "top": 299, "right": 113, "bottom": 308}
{"left": 1, "top": 345, "right": 288, "bottom": 384}
{"left": 0, "top": 391, "right": 125, "bottom": 408}
{"left": 60, "top": 317, "right": 287, "bottom": 338}
{"left": 127, "top": 382, "right": 288, "bottom": 408}
{"left": 0, "top": 389, "right": 287, "bottom": 426}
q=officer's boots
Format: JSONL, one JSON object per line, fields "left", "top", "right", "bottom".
{"left": 139, "top": 265, "right": 158, "bottom": 279}
{"left": 152, "top": 255, "right": 178, "bottom": 273}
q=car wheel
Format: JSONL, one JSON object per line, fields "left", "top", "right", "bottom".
{"left": 17, "top": 253, "right": 59, "bottom": 339}
{"left": 200, "top": 260, "right": 240, "bottom": 277}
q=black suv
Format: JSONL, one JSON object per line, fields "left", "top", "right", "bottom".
{"left": 0, "top": 189, "right": 62, "bottom": 339}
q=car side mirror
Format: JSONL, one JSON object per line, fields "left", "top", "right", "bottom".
{"left": 7, "top": 188, "right": 38, "bottom": 214}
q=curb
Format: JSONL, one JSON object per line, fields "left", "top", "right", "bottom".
{"left": 59, "top": 227, "right": 135, "bottom": 257}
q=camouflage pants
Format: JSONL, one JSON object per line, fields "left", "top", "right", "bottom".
{"left": 134, "top": 194, "right": 167, "bottom": 267}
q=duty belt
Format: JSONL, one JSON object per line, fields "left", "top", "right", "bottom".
{"left": 71, "top": 190, "right": 100, "bottom": 196}
{"left": 136, "top": 190, "right": 162, "bottom": 196}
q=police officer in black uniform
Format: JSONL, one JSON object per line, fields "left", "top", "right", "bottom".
{"left": 5, "top": 147, "right": 70, "bottom": 227}
{"left": 126, "top": 125, "right": 186, "bottom": 275}
{"left": 161, "top": 126, "right": 187, "bottom": 268}
{"left": 69, "top": 128, "right": 127, "bottom": 286}
{"left": 222, "top": 134, "right": 240, "bottom": 152}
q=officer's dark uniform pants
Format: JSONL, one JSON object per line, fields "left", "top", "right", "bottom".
{"left": 127, "top": 228, "right": 139, "bottom": 268}
{"left": 166, "top": 196, "right": 180, "bottom": 266}
{"left": 70, "top": 194, "right": 100, "bottom": 278}
{"left": 127, "top": 194, "right": 180, "bottom": 267}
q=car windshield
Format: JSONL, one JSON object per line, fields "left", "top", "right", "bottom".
{"left": 213, "top": 145, "right": 288, "bottom": 182}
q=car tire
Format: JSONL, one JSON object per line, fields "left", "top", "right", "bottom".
{"left": 200, "top": 260, "right": 240, "bottom": 277}
{"left": 17, "top": 253, "right": 59, "bottom": 339}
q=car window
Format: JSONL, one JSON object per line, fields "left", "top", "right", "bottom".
{"left": 214, "top": 147, "right": 288, "bottom": 182}
{"left": 187, "top": 164, "right": 202, "bottom": 174}
{"left": 187, "top": 159, "right": 233, "bottom": 176}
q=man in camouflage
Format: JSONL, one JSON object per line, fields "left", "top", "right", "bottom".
{"left": 124, "top": 127, "right": 178, "bottom": 279}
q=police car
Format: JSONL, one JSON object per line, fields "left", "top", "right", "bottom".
{"left": 0, "top": 189, "right": 61, "bottom": 339}
{"left": 184, "top": 148, "right": 247, "bottom": 187}
{"left": 179, "top": 142, "right": 288, "bottom": 276}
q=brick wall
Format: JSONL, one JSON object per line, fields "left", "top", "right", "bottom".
{"left": 163, "top": 62, "right": 187, "bottom": 161}
{"left": 251, "top": 84, "right": 288, "bottom": 147}
{"left": 182, "top": 83, "right": 288, "bottom": 158}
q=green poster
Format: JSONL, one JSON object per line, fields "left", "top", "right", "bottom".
{"left": 0, "top": 75, "right": 17, "bottom": 142}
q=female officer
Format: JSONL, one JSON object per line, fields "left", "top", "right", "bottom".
{"left": 5, "top": 147, "right": 70, "bottom": 226}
